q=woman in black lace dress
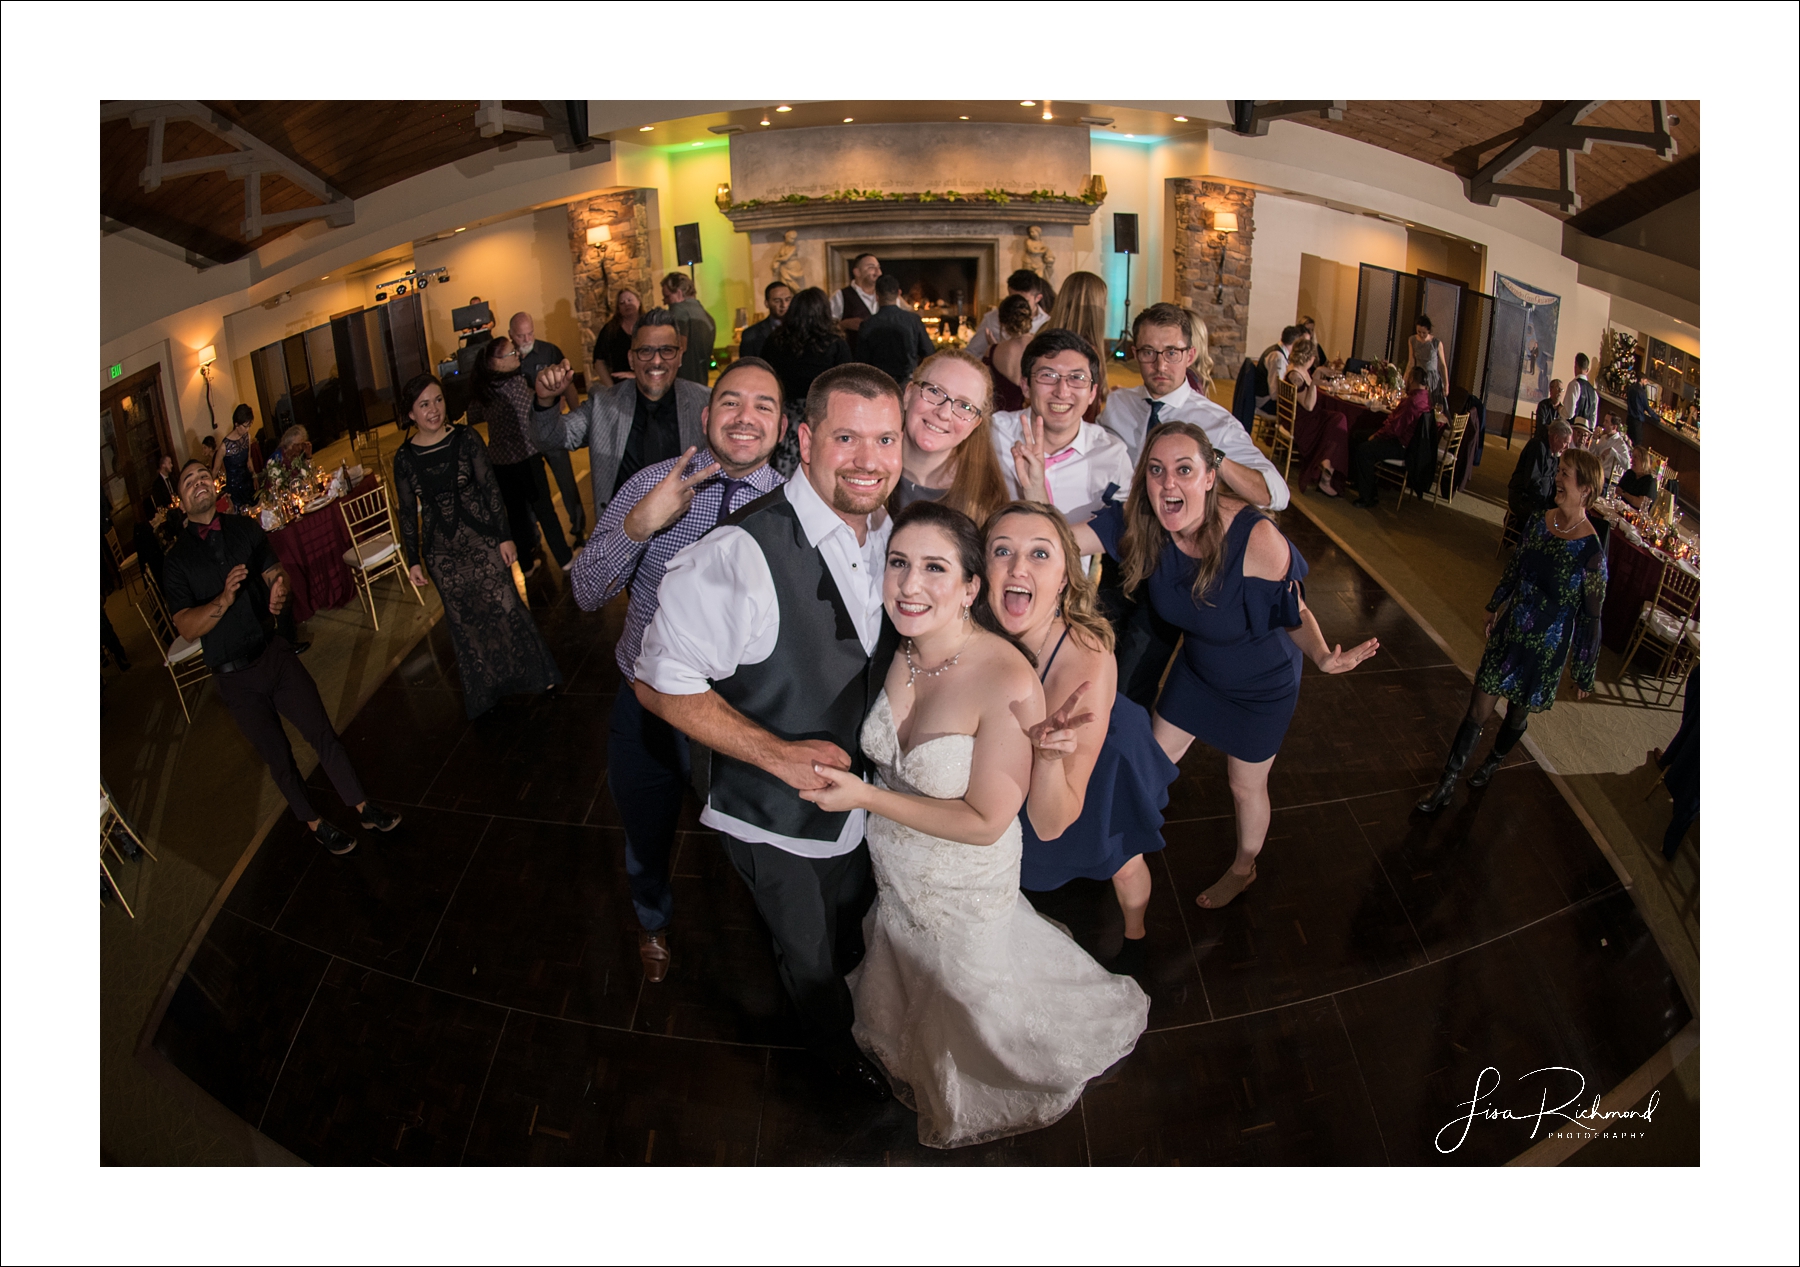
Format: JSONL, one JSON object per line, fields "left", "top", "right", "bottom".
{"left": 392, "top": 374, "right": 562, "bottom": 718}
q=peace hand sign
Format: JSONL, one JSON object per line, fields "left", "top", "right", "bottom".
{"left": 622, "top": 447, "right": 722, "bottom": 542}
{"left": 1027, "top": 680, "right": 1098, "bottom": 761}
{"left": 1010, "top": 410, "right": 1050, "bottom": 503}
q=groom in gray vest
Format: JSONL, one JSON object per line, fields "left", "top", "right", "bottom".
{"left": 634, "top": 362, "right": 903, "bottom": 1102}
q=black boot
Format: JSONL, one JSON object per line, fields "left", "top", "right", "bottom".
{"left": 1468, "top": 713, "right": 1528, "bottom": 788}
{"left": 1417, "top": 718, "right": 1483, "bottom": 814}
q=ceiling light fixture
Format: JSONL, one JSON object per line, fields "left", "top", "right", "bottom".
{"left": 454, "top": 226, "right": 466, "bottom": 232}
{"left": 959, "top": 115, "right": 970, "bottom": 121}
{"left": 760, "top": 115, "right": 771, "bottom": 126}
{"left": 1042, "top": 110, "right": 1053, "bottom": 120}
{"left": 1020, "top": 100, "right": 1035, "bottom": 107}
{"left": 842, "top": 117, "right": 854, "bottom": 123}
{"left": 1173, "top": 115, "right": 1189, "bottom": 122}
{"left": 638, "top": 125, "right": 654, "bottom": 132}
{"left": 691, "top": 141, "right": 704, "bottom": 146}
{"left": 775, "top": 105, "right": 792, "bottom": 113}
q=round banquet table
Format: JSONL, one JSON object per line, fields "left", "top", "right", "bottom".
{"left": 1306, "top": 386, "right": 1392, "bottom": 495}
{"left": 1597, "top": 519, "right": 1699, "bottom": 652}
{"left": 263, "top": 473, "right": 379, "bottom": 623}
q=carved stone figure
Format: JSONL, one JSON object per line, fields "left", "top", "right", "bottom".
{"left": 1022, "top": 225, "right": 1055, "bottom": 285}
{"left": 773, "top": 229, "right": 806, "bottom": 292}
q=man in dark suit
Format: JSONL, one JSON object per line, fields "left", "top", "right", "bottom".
{"left": 529, "top": 308, "right": 711, "bottom": 525}
{"left": 1532, "top": 379, "right": 1563, "bottom": 441}
{"left": 739, "top": 281, "right": 791, "bottom": 361}
{"left": 1508, "top": 419, "right": 1571, "bottom": 522}
{"left": 1625, "top": 363, "right": 1651, "bottom": 445}
{"left": 854, "top": 275, "right": 934, "bottom": 385}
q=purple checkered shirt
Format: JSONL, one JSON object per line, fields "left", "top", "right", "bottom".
{"left": 571, "top": 449, "right": 786, "bottom": 680}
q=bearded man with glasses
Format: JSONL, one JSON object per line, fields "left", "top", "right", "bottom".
{"left": 531, "top": 307, "right": 712, "bottom": 524}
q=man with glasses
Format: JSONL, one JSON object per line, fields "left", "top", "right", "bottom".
{"left": 1101, "top": 303, "right": 1289, "bottom": 511}
{"left": 530, "top": 308, "right": 710, "bottom": 525}
{"left": 990, "top": 328, "right": 1133, "bottom": 542}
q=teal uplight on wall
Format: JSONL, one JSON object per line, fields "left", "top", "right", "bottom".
{"left": 1092, "top": 131, "right": 1163, "bottom": 147}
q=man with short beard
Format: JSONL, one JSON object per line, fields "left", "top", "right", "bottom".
{"left": 634, "top": 362, "right": 902, "bottom": 1104}
{"left": 509, "top": 310, "right": 587, "bottom": 543}
{"left": 570, "top": 358, "right": 789, "bottom": 983}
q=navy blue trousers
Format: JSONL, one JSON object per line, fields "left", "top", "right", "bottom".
{"left": 608, "top": 686, "right": 690, "bottom": 932}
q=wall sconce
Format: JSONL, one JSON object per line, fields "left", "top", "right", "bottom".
{"left": 198, "top": 345, "right": 219, "bottom": 429}
{"left": 586, "top": 224, "right": 612, "bottom": 247}
{"left": 587, "top": 224, "right": 613, "bottom": 303}
{"left": 1211, "top": 210, "right": 1238, "bottom": 302}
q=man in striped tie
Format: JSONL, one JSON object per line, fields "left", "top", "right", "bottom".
{"left": 569, "top": 357, "right": 788, "bottom": 982}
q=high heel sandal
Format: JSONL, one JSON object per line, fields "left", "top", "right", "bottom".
{"left": 1197, "top": 864, "right": 1257, "bottom": 910}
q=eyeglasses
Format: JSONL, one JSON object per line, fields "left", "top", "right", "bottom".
{"left": 1135, "top": 345, "right": 1192, "bottom": 364}
{"left": 631, "top": 344, "right": 682, "bottom": 361}
{"left": 915, "top": 381, "right": 982, "bottom": 422}
{"left": 1030, "top": 368, "right": 1094, "bottom": 389}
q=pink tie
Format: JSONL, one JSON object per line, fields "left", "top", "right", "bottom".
{"left": 1040, "top": 446, "right": 1079, "bottom": 506}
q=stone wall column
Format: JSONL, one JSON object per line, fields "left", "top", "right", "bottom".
{"left": 1169, "top": 180, "right": 1256, "bottom": 373}
{"left": 566, "top": 192, "right": 654, "bottom": 364}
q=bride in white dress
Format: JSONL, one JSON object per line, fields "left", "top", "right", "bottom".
{"left": 802, "top": 501, "right": 1148, "bottom": 1148}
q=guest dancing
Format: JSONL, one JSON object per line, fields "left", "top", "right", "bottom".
{"left": 571, "top": 357, "right": 788, "bottom": 983}
{"left": 1417, "top": 450, "right": 1607, "bottom": 813}
{"left": 890, "top": 349, "right": 1010, "bottom": 522}
{"left": 468, "top": 336, "right": 573, "bottom": 576}
{"left": 161, "top": 460, "right": 401, "bottom": 855}
{"left": 392, "top": 374, "right": 563, "bottom": 719}
{"left": 1069, "top": 422, "right": 1379, "bottom": 908}
{"left": 986, "top": 502, "right": 1177, "bottom": 976}
{"left": 802, "top": 500, "right": 1148, "bottom": 1148}
{"left": 213, "top": 404, "right": 263, "bottom": 510}
{"left": 1282, "top": 337, "right": 1352, "bottom": 498}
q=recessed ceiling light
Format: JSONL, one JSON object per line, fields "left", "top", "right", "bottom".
{"left": 1042, "top": 110, "right": 1053, "bottom": 120}
{"left": 959, "top": 115, "right": 970, "bottom": 121}
{"left": 320, "top": 275, "right": 330, "bottom": 280}
{"left": 843, "top": 117, "right": 854, "bottom": 123}
{"left": 454, "top": 226, "right": 466, "bottom": 232}
{"left": 638, "top": 125, "right": 654, "bottom": 132}
{"left": 760, "top": 115, "right": 771, "bottom": 126}
{"left": 691, "top": 141, "right": 704, "bottom": 146}
{"left": 1020, "top": 100, "right": 1035, "bottom": 107}
{"left": 775, "top": 105, "right": 792, "bottom": 113}
{"left": 1124, "top": 133, "right": 1134, "bottom": 138}
{"left": 1173, "top": 115, "right": 1189, "bottom": 122}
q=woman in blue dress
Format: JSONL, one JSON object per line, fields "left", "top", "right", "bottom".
{"left": 212, "top": 403, "right": 264, "bottom": 511}
{"left": 1417, "top": 448, "right": 1607, "bottom": 813}
{"left": 1070, "top": 421, "right": 1380, "bottom": 909}
{"left": 984, "top": 501, "right": 1178, "bottom": 976}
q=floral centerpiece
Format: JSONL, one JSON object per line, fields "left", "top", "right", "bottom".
{"left": 257, "top": 450, "right": 325, "bottom": 519}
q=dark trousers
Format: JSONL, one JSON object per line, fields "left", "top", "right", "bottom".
{"left": 493, "top": 456, "right": 571, "bottom": 569}
{"left": 719, "top": 832, "right": 873, "bottom": 1051}
{"left": 213, "top": 638, "right": 367, "bottom": 824}
{"left": 542, "top": 447, "right": 587, "bottom": 540}
{"left": 1099, "top": 560, "right": 1183, "bottom": 712}
{"left": 1352, "top": 435, "right": 1407, "bottom": 503}
{"left": 102, "top": 609, "right": 130, "bottom": 666}
{"left": 608, "top": 688, "right": 690, "bottom": 932}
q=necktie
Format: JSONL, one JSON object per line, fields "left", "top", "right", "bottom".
{"left": 1041, "top": 445, "right": 1080, "bottom": 507}
{"left": 1146, "top": 398, "right": 1165, "bottom": 439}
{"left": 712, "top": 477, "right": 747, "bottom": 530}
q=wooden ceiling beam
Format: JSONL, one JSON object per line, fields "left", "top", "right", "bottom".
{"left": 1466, "top": 100, "right": 1677, "bottom": 213}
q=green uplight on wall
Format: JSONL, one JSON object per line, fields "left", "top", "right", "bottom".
{"left": 656, "top": 136, "right": 730, "bottom": 156}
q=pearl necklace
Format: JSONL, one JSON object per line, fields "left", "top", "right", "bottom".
{"left": 904, "top": 631, "right": 970, "bottom": 685}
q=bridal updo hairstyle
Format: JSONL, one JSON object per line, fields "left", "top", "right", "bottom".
{"left": 890, "top": 499, "right": 1035, "bottom": 667}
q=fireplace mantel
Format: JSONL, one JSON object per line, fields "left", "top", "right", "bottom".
{"left": 723, "top": 199, "right": 1099, "bottom": 232}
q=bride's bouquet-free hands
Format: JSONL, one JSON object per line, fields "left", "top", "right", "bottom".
{"left": 799, "top": 763, "right": 871, "bottom": 813}
{"left": 1026, "top": 680, "right": 1097, "bottom": 762}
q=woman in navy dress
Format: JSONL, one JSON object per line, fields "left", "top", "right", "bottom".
{"left": 1071, "top": 421, "right": 1380, "bottom": 909}
{"left": 984, "top": 501, "right": 1178, "bottom": 976}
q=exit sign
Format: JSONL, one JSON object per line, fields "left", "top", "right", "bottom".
{"left": 109, "top": 363, "right": 123, "bottom": 380}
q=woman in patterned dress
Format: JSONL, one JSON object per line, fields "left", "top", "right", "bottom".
{"left": 392, "top": 374, "right": 563, "bottom": 719}
{"left": 1417, "top": 449, "right": 1607, "bottom": 812}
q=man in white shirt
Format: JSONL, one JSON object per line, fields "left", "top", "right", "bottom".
{"left": 1257, "top": 324, "right": 1304, "bottom": 416}
{"left": 989, "top": 328, "right": 1133, "bottom": 543}
{"left": 634, "top": 361, "right": 902, "bottom": 1103}
{"left": 1556, "top": 352, "right": 1598, "bottom": 434}
{"left": 964, "top": 269, "right": 1051, "bottom": 359}
{"left": 827, "top": 253, "right": 884, "bottom": 338}
{"left": 1100, "top": 303, "right": 1290, "bottom": 511}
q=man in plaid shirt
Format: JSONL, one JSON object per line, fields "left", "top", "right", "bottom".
{"left": 571, "top": 357, "right": 787, "bottom": 983}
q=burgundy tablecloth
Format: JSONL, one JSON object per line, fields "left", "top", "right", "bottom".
{"left": 266, "top": 474, "right": 378, "bottom": 622}
{"left": 1600, "top": 527, "right": 1699, "bottom": 652}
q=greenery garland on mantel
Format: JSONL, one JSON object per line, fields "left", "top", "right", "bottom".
{"left": 729, "top": 188, "right": 1101, "bottom": 212}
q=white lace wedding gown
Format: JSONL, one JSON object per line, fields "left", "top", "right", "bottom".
{"left": 848, "top": 691, "right": 1149, "bottom": 1148}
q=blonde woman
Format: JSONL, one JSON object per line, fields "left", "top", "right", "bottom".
{"left": 985, "top": 501, "right": 1177, "bottom": 977}
{"left": 1045, "top": 271, "right": 1112, "bottom": 420}
{"left": 891, "top": 348, "right": 1011, "bottom": 526}
{"left": 1180, "top": 306, "right": 1218, "bottom": 396}
{"left": 1069, "top": 422, "right": 1378, "bottom": 909}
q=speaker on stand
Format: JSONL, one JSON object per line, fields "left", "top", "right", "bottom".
{"left": 673, "top": 222, "right": 703, "bottom": 297}
{"left": 1113, "top": 213, "right": 1139, "bottom": 358}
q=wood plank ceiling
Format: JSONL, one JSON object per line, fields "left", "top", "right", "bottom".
{"left": 1289, "top": 100, "right": 1700, "bottom": 237}
{"left": 100, "top": 102, "right": 538, "bottom": 264}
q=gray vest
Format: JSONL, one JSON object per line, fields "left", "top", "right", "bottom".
{"left": 707, "top": 491, "right": 896, "bottom": 842}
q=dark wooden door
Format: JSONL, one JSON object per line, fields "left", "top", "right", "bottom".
{"left": 100, "top": 364, "right": 173, "bottom": 535}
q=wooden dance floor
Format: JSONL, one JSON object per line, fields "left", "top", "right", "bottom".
{"left": 152, "top": 514, "right": 1691, "bottom": 1165}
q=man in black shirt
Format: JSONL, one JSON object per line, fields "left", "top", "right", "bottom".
{"left": 855, "top": 274, "right": 934, "bottom": 385}
{"left": 1508, "top": 419, "right": 1570, "bottom": 523}
{"left": 1532, "top": 379, "right": 1563, "bottom": 441}
{"left": 739, "top": 281, "right": 791, "bottom": 361}
{"left": 162, "top": 461, "right": 400, "bottom": 855}
{"left": 509, "top": 311, "right": 588, "bottom": 543}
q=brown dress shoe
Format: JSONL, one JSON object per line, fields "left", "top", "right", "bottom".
{"left": 638, "top": 930, "right": 671, "bottom": 983}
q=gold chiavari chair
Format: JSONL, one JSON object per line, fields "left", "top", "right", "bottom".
{"left": 101, "top": 783, "right": 157, "bottom": 917}
{"left": 1408, "top": 412, "right": 1470, "bottom": 515}
{"left": 1270, "top": 379, "right": 1298, "bottom": 485}
{"left": 1616, "top": 557, "right": 1700, "bottom": 706}
{"left": 135, "top": 577, "right": 212, "bottom": 724}
{"left": 338, "top": 479, "right": 423, "bottom": 631}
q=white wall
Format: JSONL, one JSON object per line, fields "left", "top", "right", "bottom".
{"left": 1242, "top": 193, "right": 1406, "bottom": 359}
{"left": 415, "top": 211, "right": 579, "bottom": 367}
{"left": 1608, "top": 293, "right": 1700, "bottom": 357}
{"left": 1066, "top": 137, "right": 1153, "bottom": 337}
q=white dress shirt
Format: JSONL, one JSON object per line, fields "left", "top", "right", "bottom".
{"left": 963, "top": 306, "right": 1050, "bottom": 359}
{"left": 635, "top": 473, "right": 892, "bottom": 858}
{"left": 1557, "top": 374, "right": 1596, "bottom": 427}
{"left": 989, "top": 411, "right": 1135, "bottom": 527}
{"left": 1098, "top": 379, "right": 1291, "bottom": 510}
